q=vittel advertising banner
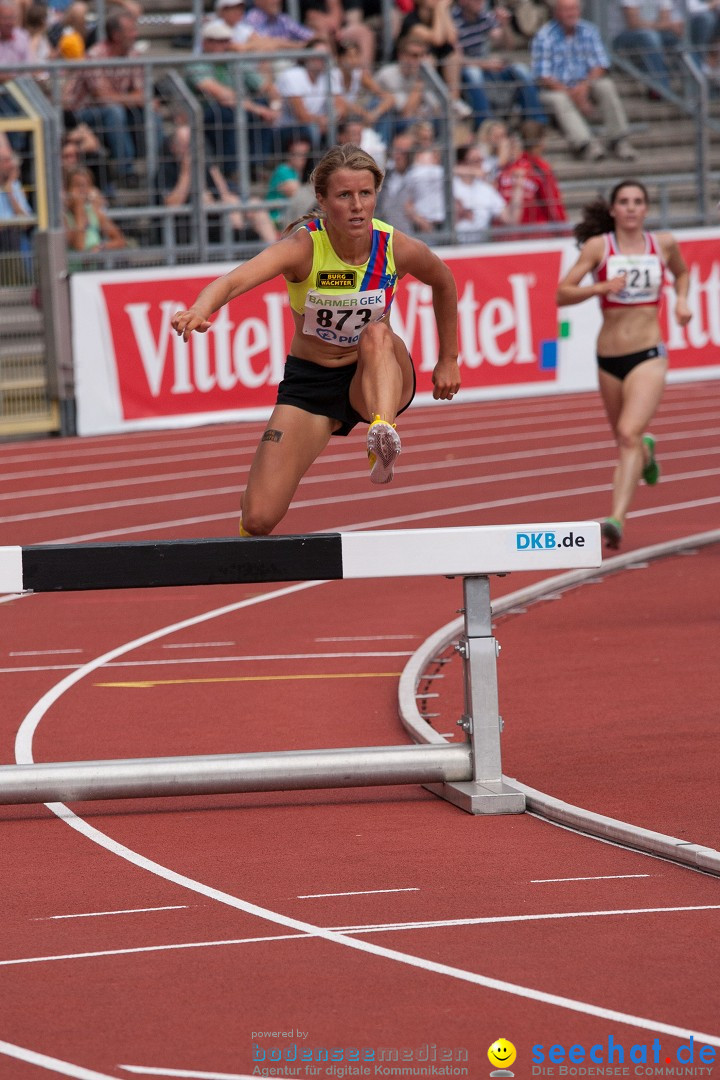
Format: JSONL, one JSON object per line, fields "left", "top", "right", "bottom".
{"left": 71, "top": 230, "right": 720, "bottom": 436}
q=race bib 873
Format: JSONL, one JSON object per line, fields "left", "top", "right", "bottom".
{"left": 303, "top": 289, "right": 387, "bottom": 346}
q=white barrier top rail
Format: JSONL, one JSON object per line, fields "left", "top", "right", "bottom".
{"left": 0, "top": 523, "right": 601, "bottom": 594}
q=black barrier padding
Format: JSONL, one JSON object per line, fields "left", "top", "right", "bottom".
{"left": 21, "top": 536, "right": 344, "bottom": 591}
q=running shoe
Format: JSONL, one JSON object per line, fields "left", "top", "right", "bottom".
{"left": 367, "top": 415, "right": 401, "bottom": 485}
{"left": 601, "top": 517, "right": 623, "bottom": 550}
{"left": 642, "top": 433, "right": 660, "bottom": 485}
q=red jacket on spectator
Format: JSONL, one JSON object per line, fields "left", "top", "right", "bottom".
{"left": 497, "top": 149, "right": 567, "bottom": 227}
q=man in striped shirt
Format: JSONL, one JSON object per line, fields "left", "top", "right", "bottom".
{"left": 531, "top": 0, "right": 637, "bottom": 161}
{"left": 452, "top": 0, "right": 548, "bottom": 128}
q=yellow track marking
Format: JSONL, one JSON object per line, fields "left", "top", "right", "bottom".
{"left": 96, "top": 671, "right": 403, "bottom": 689}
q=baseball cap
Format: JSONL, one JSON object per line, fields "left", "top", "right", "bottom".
{"left": 215, "top": 0, "right": 245, "bottom": 9}
{"left": 202, "top": 19, "right": 234, "bottom": 40}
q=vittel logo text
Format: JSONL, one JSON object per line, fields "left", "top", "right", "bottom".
{"left": 516, "top": 531, "right": 586, "bottom": 551}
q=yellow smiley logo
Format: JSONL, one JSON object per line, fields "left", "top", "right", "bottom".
{"left": 488, "top": 1039, "right": 517, "bottom": 1070}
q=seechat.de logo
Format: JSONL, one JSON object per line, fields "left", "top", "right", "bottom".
{"left": 515, "top": 530, "right": 586, "bottom": 551}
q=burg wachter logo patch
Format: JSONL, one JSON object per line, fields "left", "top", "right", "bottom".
{"left": 317, "top": 271, "right": 357, "bottom": 288}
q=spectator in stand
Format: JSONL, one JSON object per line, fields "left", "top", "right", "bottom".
{"left": 337, "top": 114, "right": 387, "bottom": 170}
{"left": 186, "top": 21, "right": 279, "bottom": 178}
{"left": 375, "top": 35, "right": 444, "bottom": 137}
{"left": 298, "top": 0, "right": 376, "bottom": 65}
{"left": 474, "top": 117, "right": 514, "bottom": 180}
{"left": 211, "top": 0, "right": 282, "bottom": 53}
{"left": 0, "top": 140, "right": 33, "bottom": 268}
{"left": 336, "top": 39, "right": 395, "bottom": 147}
{"left": 398, "top": 0, "right": 472, "bottom": 119}
{"left": 63, "top": 164, "right": 127, "bottom": 262}
{"left": 275, "top": 37, "right": 346, "bottom": 149}
{"left": 265, "top": 135, "right": 312, "bottom": 229}
{"left": 0, "top": 0, "right": 31, "bottom": 143}
{"left": 453, "top": 142, "right": 522, "bottom": 240}
{"left": 156, "top": 123, "right": 277, "bottom": 246}
{"left": 608, "top": 0, "right": 683, "bottom": 95}
{"left": 61, "top": 9, "right": 162, "bottom": 186}
{"left": 496, "top": 120, "right": 567, "bottom": 234}
{"left": 61, "top": 123, "right": 109, "bottom": 191}
{"left": 376, "top": 128, "right": 415, "bottom": 232}
{"left": 452, "top": 0, "right": 548, "bottom": 129}
{"left": 531, "top": 0, "right": 637, "bottom": 162}
{"left": 48, "top": 0, "right": 89, "bottom": 56}
{"left": 402, "top": 144, "right": 447, "bottom": 232}
{"left": 685, "top": 0, "right": 720, "bottom": 76}
{"left": 24, "top": 1, "right": 52, "bottom": 63}
{"left": 243, "top": 0, "right": 315, "bottom": 50}
{"left": 505, "top": 0, "right": 551, "bottom": 42}
{"left": 0, "top": 0, "right": 29, "bottom": 76}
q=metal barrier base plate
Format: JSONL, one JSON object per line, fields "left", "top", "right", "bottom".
{"left": 425, "top": 779, "right": 526, "bottom": 815}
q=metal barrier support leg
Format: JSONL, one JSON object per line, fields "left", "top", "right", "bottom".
{"left": 426, "top": 575, "right": 526, "bottom": 814}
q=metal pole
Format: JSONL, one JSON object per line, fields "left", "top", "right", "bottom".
{"left": 0, "top": 744, "right": 472, "bottom": 805}
{"left": 426, "top": 576, "right": 525, "bottom": 814}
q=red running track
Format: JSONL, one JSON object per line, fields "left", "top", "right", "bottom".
{"left": 0, "top": 381, "right": 719, "bottom": 1079}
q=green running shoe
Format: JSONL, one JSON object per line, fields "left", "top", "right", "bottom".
{"left": 642, "top": 433, "right": 660, "bottom": 485}
{"left": 601, "top": 517, "right": 623, "bottom": 550}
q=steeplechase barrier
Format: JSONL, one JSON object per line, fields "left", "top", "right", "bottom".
{"left": 0, "top": 523, "right": 601, "bottom": 814}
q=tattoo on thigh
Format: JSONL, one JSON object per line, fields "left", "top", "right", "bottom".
{"left": 262, "top": 428, "right": 284, "bottom": 444}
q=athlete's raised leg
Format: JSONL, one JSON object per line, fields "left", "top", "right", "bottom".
{"left": 349, "top": 321, "right": 414, "bottom": 484}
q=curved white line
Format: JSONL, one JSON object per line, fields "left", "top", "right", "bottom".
{"left": 12, "top": 576, "right": 720, "bottom": 1044}
{"left": 0, "top": 1038, "right": 121, "bottom": 1079}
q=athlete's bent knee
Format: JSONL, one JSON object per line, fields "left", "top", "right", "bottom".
{"left": 616, "top": 427, "right": 643, "bottom": 452}
{"left": 240, "top": 503, "right": 283, "bottom": 537}
{"left": 357, "top": 320, "right": 393, "bottom": 358}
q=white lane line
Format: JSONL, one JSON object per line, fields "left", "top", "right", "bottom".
{"left": 9, "top": 649, "right": 84, "bottom": 656}
{"left": 0, "top": 651, "right": 413, "bottom": 675}
{"left": 328, "top": 904, "right": 720, "bottom": 932}
{"left": 297, "top": 888, "right": 420, "bottom": 899}
{"left": 0, "top": 1039, "right": 121, "bottom": 1079}
{"left": 2, "top": 387, "right": 716, "bottom": 471}
{"left": 34, "top": 905, "right": 188, "bottom": 921}
{"left": 531, "top": 875, "right": 652, "bottom": 883}
{"left": 12, "top": 482, "right": 720, "bottom": 552}
{"left": 0, "top": 935, "right": 308, "bottom": 967}
{"left": 4, "top": 903, "right": 720, "bottom": 967}
{"left": 24, "top": 474, "right": 720, "bottom": 547}
{"left": 120, "top": 1068, "right": 263, "bottom": 1079}
{"left": 4, "top": 446, "right": 720, "bottom": 522}
{"left": 5, "top": 427, "right": 719, "bottom": 502}
{"left": 315, "top": 635, "right": 419, "bottom": 642}
{"left": 162, "top": 642, "right": 234, "bottom": 649}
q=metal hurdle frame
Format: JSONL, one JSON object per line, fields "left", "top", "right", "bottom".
{"left": 0, "top": 523, "right": 602, "bottom": 814}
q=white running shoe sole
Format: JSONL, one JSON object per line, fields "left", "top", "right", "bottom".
{"left": 367, "top": 422, "right": 401, "bottom": 485}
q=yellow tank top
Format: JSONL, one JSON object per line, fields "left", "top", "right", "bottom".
{"left": 286, "top": 217, "right": 398, "bottom": 349}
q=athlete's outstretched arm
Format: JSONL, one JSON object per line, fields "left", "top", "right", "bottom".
{"left": 172, "top": 230, "right": 311, "bottom": 341}
{"left": 393, "top": 231, "right": 460, "bottom": 400}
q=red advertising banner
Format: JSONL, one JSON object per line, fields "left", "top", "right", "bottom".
{"left": 72, "top": 231, "right": 720, "bottom": 435}
{"left": 661, "top": 238, "right": 720, "bottom": 367}
{"left": 98, "top": 248, "right": 564, "bottom": 423}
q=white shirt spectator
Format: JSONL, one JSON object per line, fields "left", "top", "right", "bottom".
{"left": 452, "top": 174, "right": 506, "bottom": 235}
{"left": 606, "top": 0, "right": 675, "bottom": 42}
{"left": 276, "top": 62, "right": 343, "bottom": 123}
{"left": 403, "top": 153, "right": 446, "bottom": 229}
